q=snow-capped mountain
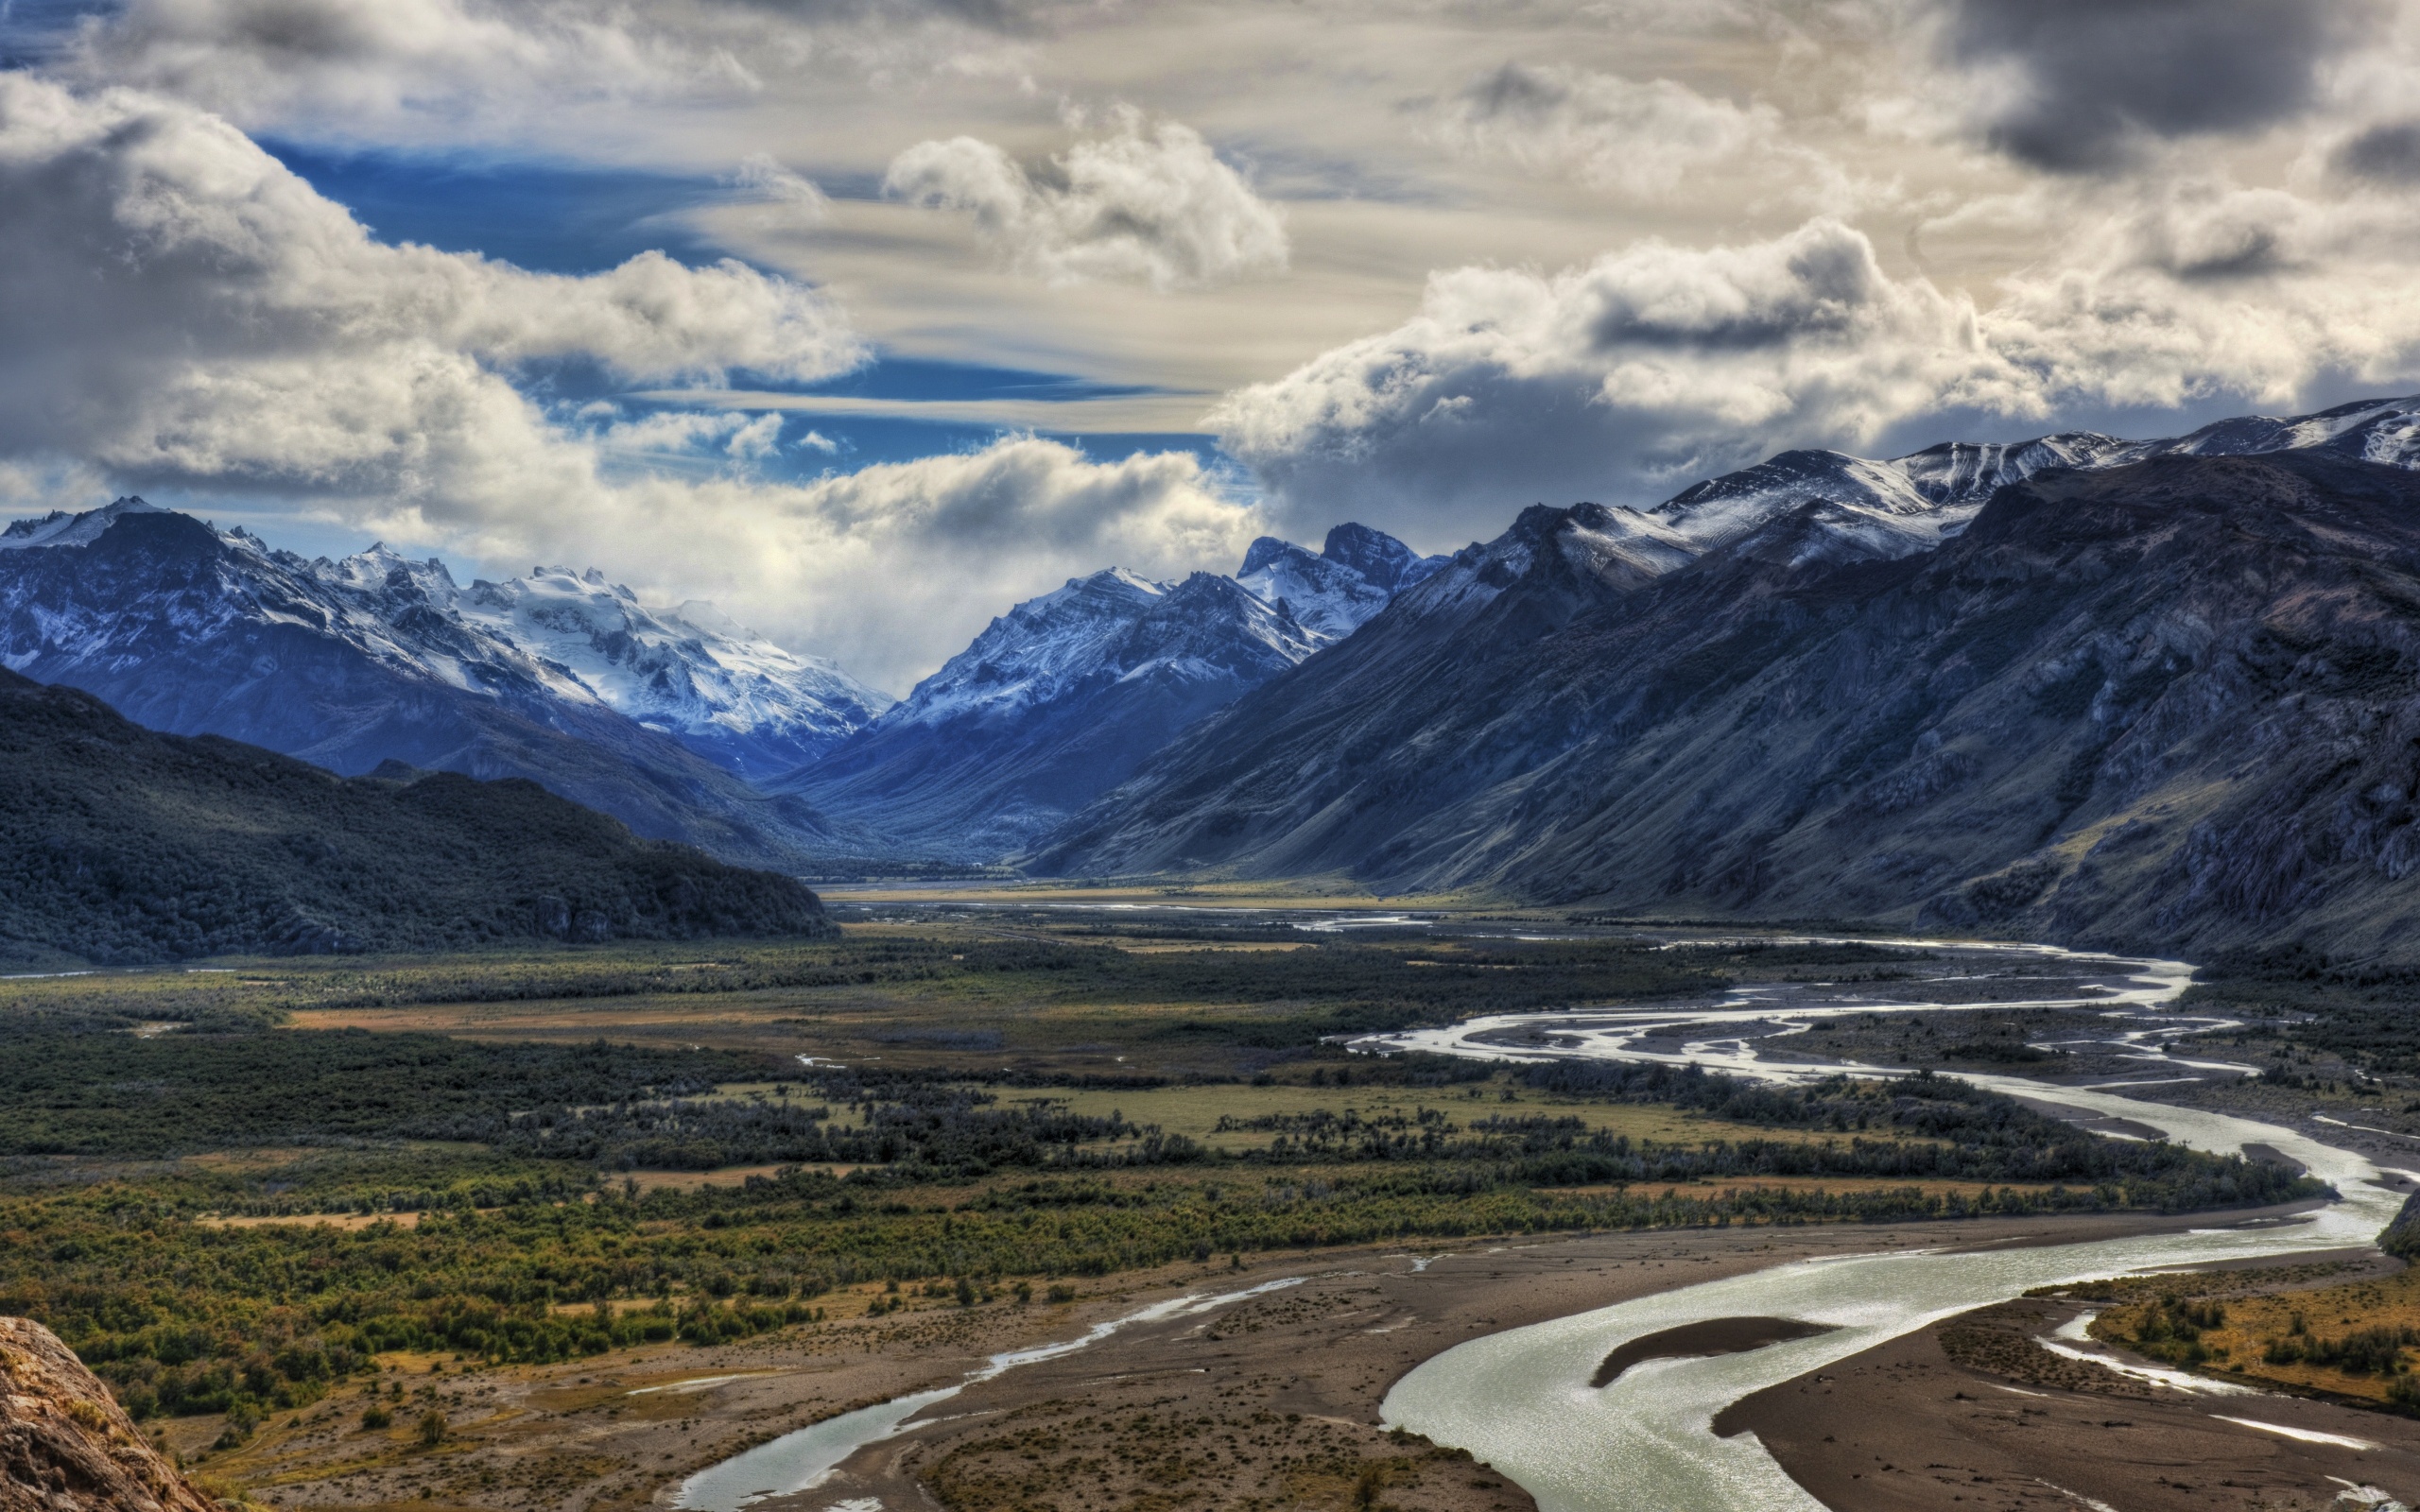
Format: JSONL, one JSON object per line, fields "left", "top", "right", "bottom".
{"left": 1234, "top": 524, "right": 1450, "bottom": 642}
{"left": 1473, "top": 394, "right": 2420, "bottom": 579}
{"left": 775, "top": 524, "right": 1438, "bottom": 858}
{"left": 1035, "top": 397, "right": 2420, "bottom": 966}
{"left": 0, "top": 501, "right": 873, "bottom": 867}
{"left": 448, "top": 567, "right": 888, "bottom": 781}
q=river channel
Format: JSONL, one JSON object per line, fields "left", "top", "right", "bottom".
{"left": 1366, "top": 941, "right": 2414, "bottom": 1512}
{"left": 679, "top": 932, "right": 2410, "bottom": 1512}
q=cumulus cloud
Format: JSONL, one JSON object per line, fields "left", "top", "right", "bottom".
{"left": 1432, "top": 62, "right": 1784, "bottom": 198}
{"left": 0, "top": 73, "right": 859, "bottom": 495}
{"left": 1212, "top": 217, "right": 1987, "bottom": 536}
{"left": 1927, "top": 0, "right": 2386, "bottom": 172}
{"left": 0, "top": 75, "right": 1258, "bottom": 689}
{"left": 884, "top": 107, "right": 1288, "bottom": 288}
{"left": 1215, "top": 193, "right": 2420, "bottom": 539}
{"left": 447, "top": 438, "right": 1261, "bottom": 691}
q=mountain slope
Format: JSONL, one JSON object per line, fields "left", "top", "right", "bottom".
{"left": 778, "top": 570, "right": 1323, "bottom": 858}
{"left": 1040, "top": 452, "right": 2420, "bottom": 961}
{"left": 777, "top": 524, "right": 1441, "bottom": 859}
{"left": 0, "top": 668, "right": 835, "bottom": 965}
{"left": 446, "top": 566, "right": 889, "bottom": 781}
{"left": 0, "top": 505, "right": 858, "bottom": 868}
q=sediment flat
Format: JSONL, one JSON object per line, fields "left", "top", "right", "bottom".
{"left": 1718, "top": 1272, "right": 2420, "bottom": 1511}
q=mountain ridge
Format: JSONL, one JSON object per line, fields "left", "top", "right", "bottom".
{"left": 0, "top": 506, "right": 872, "bottom": 868}
{"left": 773, "top": 523, "right": 1442, "bottom": 858}
{"left": 0, "top": 667, "right": 836, "bottom": 966}
{"left": 1036, "top": 423, "right": 2420, "bottom": 962}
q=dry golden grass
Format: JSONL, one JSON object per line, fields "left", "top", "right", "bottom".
{"left": 1539, "top": 1177, "right": 2058, "bottom": 1198}
{"left": 2084, "top": 1262, "right": 2420, "bottom": 1404}
{"left": 196, "top": 1211, "right": 426, "bottom": 1230}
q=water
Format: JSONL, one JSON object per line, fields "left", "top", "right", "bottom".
{"left": 1369, "top": 944, "right": 2410, "bottom": 1512}
{"left": 675, "top": 1278, "right": 1303, "bottom": 1511}
{"left": 686, "top": 936, "right": 2403, "bottom": 1512}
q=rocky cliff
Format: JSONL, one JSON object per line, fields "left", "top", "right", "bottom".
{"left": 0, "top": 1317, "right": 215, "bottom": 1512}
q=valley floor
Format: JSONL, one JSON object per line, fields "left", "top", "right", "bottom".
{"left": 180, "top": 1210, "right": 2297, "bottom": 1512}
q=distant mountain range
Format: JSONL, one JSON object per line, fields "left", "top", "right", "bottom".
{"left": 0, "top": 667, "right": 834, "bottom": 966}
{"left": 1039, "top": 396, "right": 2420, "bottom": 961}
{"left": 0, "top": 502, "right": 878, "bottom": 868}
{"left": 20, "top": 393, "right": 2420, "bottom": 963}
{"left": 773, "top": 524, "right": 1447, "bottom": 857}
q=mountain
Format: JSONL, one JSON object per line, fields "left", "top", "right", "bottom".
{"left": 1529, "top": 394, "right": 2420, "bottom": 575}
{"left": 1037, "top": 399, "right": 2420, "bottom": 962}
{"left": 1235, "top": 523, "right": 1450, "bottom": 640}
{"left": 0, "top": 667, "right": 836, "bottom": 966}
{"left": 772, "top": 524, "right": 1442, "bottom": 858}
{"left": 0, "top": 501, "right": 877, "bottom": 868}
{"left": 444, "top": 566, "right": 889, "bottom": 782}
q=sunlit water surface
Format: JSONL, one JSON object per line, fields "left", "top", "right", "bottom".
{"left": 1369, "top": 943, "right": 2408, "bottom": 1512}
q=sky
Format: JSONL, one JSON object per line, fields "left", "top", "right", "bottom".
{"left": 6, "top": 0, "right": 2420, "bottom": 692}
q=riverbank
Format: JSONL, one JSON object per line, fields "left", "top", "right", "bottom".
{"left": 1718, "top": 1255, "right": 2420, "bottom": 1511}
{"left": 166, "top": 1206, "right": 2286, "bottom": 1512}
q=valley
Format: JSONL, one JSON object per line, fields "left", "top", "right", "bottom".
{"left": 16, "top": 402, "right": 2420, "bottom": 1512}
{"left": 5, "top": 903, "right": 2417, "bottom": 1512}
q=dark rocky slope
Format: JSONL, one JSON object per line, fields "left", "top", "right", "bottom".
{"left": 0, "top": 669, "right": 836, "bottom": 965}
{"left": 1040, "top": 454, "right": 2420, "bottom": 961}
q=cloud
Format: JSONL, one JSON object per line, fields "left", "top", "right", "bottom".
{"left": 54, "top": 0, "right": 1039, "bottom": 142}
{"left": 1927, "top": 0, "right": 2386, "bottom": 172}
{"left": 1214, "top": 194, "right": 2420, "bottom": 541}
{"left": 441, "top": 437, "right": 1262, "bottom": 692}
{"left": 1431, "top": 62, "right": 1784, "bottom": 198}
{"left": 884, "top": 107, "right": 1288, "bottom": 288}
{"left": 0, "top": 73, "right": 860, "bottom": 495}
{"left": 1211, "top": 217, "right": 1986, "bottom": 539}
{"left": 732, "top": 152, "right": 832, "bottom": 223}
{"left": 2334, "top": 119, "right": 2420, "bottom": 183}
{"left": 0, "top": 75, "right": 1258, "bottom": 689}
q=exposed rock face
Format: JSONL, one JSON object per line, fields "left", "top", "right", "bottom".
{"left": 0, "top": 1317, "right": 215, "bottom": 1512}
{"left": 1040, "top": 453, "right": 2420, "bottom": 963}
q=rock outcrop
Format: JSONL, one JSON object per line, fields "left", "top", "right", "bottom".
{"left": 0, "top": 1317, "right": 215, "bottom": 1512}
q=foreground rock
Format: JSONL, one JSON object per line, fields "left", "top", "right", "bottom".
{"left": 0, "top": 1318, "right": 214, "bottom": 1512}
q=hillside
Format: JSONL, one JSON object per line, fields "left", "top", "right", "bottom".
{"left": 1040, "top": 453, "right": 2420, "bottom": 962}
{"left": 0, "top": 669, "right": 836, "bottom": 965}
